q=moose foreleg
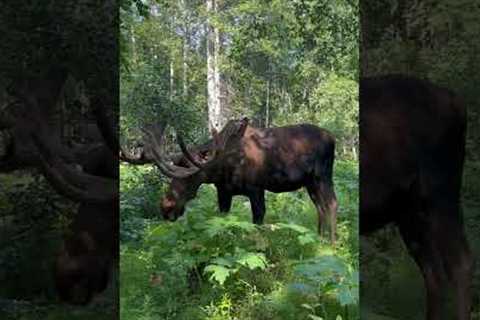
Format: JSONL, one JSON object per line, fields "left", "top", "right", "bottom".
{"left": 216, "top": 185, "right": 233, "bottom": 213}
{"left": 248, "top": 189, "right": 265, "bottom": 225}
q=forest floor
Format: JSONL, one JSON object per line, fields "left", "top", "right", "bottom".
{"left": 120, "top": 160, "right": 359, "bottom": 320}
{"left": 0, "top": 297, "right": 116, "bottom": 320}
{"left": 0, "top": 173, "right": 117, "bottom": 320}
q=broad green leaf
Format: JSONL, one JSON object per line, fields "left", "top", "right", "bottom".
{"left": 298, "top": 234, "right": 317, "bottom": 245}
{"left": 204, "top": 265, "right": 232, "bottom": 285}
{"left": 212, "top": 257, "right": 234, "bottom": 267}
{"left": 337, "top": 287, "right": 356, "bottom": 306}
{"left": 277, "top": 222, "right": 311, "bottom": 234}
{"left": 236, "top": 252, "right": 268, "bottom": 270}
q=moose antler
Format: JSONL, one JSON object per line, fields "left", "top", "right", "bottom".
{"left": 120, "top": 124, "right": 205, "bottom": 171}
{"left": 143, "top": 125, "right": 204, "bottom": 179}
{"left": 91, "top": 95, "right": 118, "bottom": 152}
{"left": 121, "top": 118, "right": 250, "bottom": 180}
{"left": 13, "top": 82, "right": 118, "bottom": 203}
{"left": 119, "top": 144, "right": 153, "bottom": 164}
{"left": 31, "top": 132, "right": 117, "bottom": 203}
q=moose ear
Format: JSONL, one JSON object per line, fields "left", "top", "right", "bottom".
{"left": 237, "top": 117, "right": 249, "bottom": 136}
{"left": 209, "top": 121, "right": 218, "bottom": 136}
{"left": 210, "top": 122, "right": 221, "bottom": 146}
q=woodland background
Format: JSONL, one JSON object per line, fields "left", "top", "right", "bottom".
{"left": 120, "top": 0, "right": 359, "bottom": 320}
{"left": 2, "top": 1, "right": 478, "bottom": 320}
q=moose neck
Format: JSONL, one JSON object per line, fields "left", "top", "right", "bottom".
{"left": 200, "top": 163, "right": 226, "bottom": 185}
{"left": 180, "top": 166, "right": 220, "bottom": 198}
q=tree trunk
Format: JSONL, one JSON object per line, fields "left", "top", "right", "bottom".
{"left": 207, "top": 0, "right": 228, "bottom": 131}
{"left": 170, "top": 16, "right": 176, "bottom": 101}
{"left": 182, "top": 0, "right": 189, "bottom": 98}
{"left": 170, "top": 60, "right": 175, "bottom": 101}
{"left": 183, "top": 34, "right": 188, "bottom": 98}
{"left": 265, "top": 79, "right": 270, "bottom": 127}
{"left": 213, "top": 0, "right": 223, "bottom": 128}
{"left": 206, "top": 0, "right": 217, "bottom": 131}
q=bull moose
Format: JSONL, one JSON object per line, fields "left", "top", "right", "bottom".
{"left": 9, "top": 85, "right": 119, "bottom": 305}
{"left": 360, "top": 75, "right": 473, "bottom": 320}
{"left": 122, "top": 118, "right": 338, "bottom": 243}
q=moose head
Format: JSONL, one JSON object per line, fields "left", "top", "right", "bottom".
{"left": 121, "top": 118, "right": 250, "bottom": 221}
{"left": 10, "top": 83, "right": 118, "bottom": 305}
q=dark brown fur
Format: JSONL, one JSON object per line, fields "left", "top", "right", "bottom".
{"left": 360, "top": 75, "right": 473, "bottom": 320}
{"left": 54, "top": 145, "right": 118, "bottom": 305}
{"left": 162, "top": 121, "right": 338, "bottom": 243}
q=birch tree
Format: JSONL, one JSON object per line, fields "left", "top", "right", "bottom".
{"left": 207, "top": 0, "right": 228, "bottom": 131}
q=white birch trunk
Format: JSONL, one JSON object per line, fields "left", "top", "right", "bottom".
{"left": 265, "top": 79, "right": 270, "bottom": 127}
{"left": 183, "top": 34, "right": 188, "bottom": 98}
{"left": 213, "top": 0, "right": 223, "bottom": 129}
{"left": 182, "top": 0, "right": 188, "bottom": 98}
{"left": 170, "top": 60, "right": 175, "bottom": 101}
{"left": 170, "top": 16, "right": 176, "bottom": 101}
{"left": 206, "top": 0, "right": 218, "bottom": 131}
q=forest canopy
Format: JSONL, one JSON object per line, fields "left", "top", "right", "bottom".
{"left": 120, "top": 0, "right": 359, "bottom": 158}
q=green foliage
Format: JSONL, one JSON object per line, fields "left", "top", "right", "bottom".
{"left": 120, "top": 1, "right": 359, "bottom": 319}
{"left": 120, "top": 0, "right": 359, "bottom": 159}
{"left": 293, "top": 256, "right": 358, "bottom": 306}
{"left": 0, "top": 174, "right": 70, "bottom": 299}
{"left": 276, "top": 73, "right": 358, "bottom": 159}
{"left": 120, "top": 164, "right": 164, "bottom": 242}
{"left": 0, "top": 173, "right": 117, "bottom": 319}
{"left": 120, "top": 160, "right": 358, "bottom": 320}
{"left": 0, "top": 1, "right": 117, "bottom": 101}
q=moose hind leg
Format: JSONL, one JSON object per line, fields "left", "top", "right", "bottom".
{"left": 307, "top": 183, "right": 337, "bottom": 245}
{"left": 419, "top": 203, "right": 473, "bottom": 320}
{"left": 449, "top": 237, "right": 473, "bottom": 320}
{"left": 399, "top": 221, "right": 445, "bottom": 320}
{"left": 440, "top": 216, "right": 473, "bottom": 320}
{"left": 327, "top": 190, "right": 338, "bottom": 245}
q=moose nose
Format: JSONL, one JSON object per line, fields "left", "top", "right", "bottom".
{"left": 164, "top": 213, "right": 176, "bottom": 221}
{"left": 162, "top": 206, "right": 185, "bottom": 221}
{"left": 162, "top": 208, "right": 177, "bottom": 221}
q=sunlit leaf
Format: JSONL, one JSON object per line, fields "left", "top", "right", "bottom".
{"left": 204, "top": 265, "right": 232, "bottom": 285}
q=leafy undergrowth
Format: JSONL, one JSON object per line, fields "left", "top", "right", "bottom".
{"left": 0, "top": 264, "right": 118, "bottom": 320}
{"left": 120, "top": 160, "right": 359, "bottom": 320}
{"left": 0, "top": 173, "right": 117, "bottom": 320}
{"left": 0, "top": 299, "right": 117, "bottom": 320}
